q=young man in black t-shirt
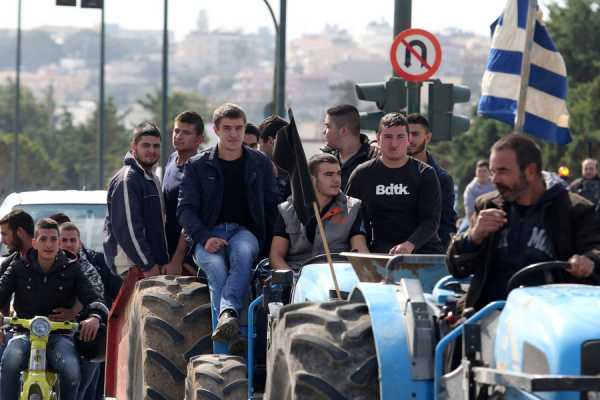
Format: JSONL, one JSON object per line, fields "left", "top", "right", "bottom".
{"left": 346, "top": 112, "right": 443, "bottom": 254}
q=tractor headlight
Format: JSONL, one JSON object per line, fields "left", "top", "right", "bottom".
{"left": 30, "top": 317, "right": 51, "bottom": 337}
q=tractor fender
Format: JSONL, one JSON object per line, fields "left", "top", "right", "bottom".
{"left": 350, "top": 281, "right": 435, "bottom": 400}
{"left": 291, "top": 262, "right": 359, "bottom": 303}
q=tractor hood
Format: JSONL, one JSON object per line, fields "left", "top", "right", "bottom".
{"left": 494, "top": 285, "right": 600, "bottom": 378}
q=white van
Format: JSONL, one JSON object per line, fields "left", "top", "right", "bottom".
{"left": 0, "top": 190, "right": 107, "bottom": 254}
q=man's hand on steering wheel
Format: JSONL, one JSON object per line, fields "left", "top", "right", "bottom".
{"left": 566, "top": 255, "right": 595, "bottom": 278}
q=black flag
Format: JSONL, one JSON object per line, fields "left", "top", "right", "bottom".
{"left": 272, "top": 109, "right": 316, "bottom": 225}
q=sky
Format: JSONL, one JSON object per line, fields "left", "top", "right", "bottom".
{"left": 0, "top": 0, "right": 554, "bottom": 40}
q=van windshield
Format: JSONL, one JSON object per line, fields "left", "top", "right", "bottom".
{"left": 5, "top": 203, "right": 106, "bottom": 253}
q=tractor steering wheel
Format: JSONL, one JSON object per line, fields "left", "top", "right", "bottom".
{"left": 506, "top": 261, "right": 570, "bottom": 292}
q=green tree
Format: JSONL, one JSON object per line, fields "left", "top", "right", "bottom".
{"left": 547, "top": 0, "right": 600, "bottom": 85}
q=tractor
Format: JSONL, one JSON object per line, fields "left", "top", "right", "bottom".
{"left": 103, "top": 254, "right": 600, "bottom": 399}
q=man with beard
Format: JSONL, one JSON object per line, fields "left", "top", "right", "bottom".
{"left": 162, "top": 111, "right": 204, "bottom": 276}
{"left": 448, "top": 134, "right": 600, "bottom": 310}
{"left": 0, "top": 209, "right": 34, "bottom": 278}
{"left": 104, "top": 122, "right": 169, "bottom": 278}
{"left": 407, "top": 114, "right": 457, "bottom": 249}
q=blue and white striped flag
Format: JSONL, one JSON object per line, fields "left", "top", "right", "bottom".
{"left": 477, "top": 0, "right": 571, "bottom": 144}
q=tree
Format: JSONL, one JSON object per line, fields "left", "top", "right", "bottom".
{"left": 547, "top": 0, "right": 600, "bottom": 85}
{"left": 138, "top": 89, "right": 211, "bottom": 134}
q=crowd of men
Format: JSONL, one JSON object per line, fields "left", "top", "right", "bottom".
{"left": 0, "top": 100, "right": 598, "bottom": 398}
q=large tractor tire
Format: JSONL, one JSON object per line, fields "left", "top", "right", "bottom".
{"left": 265, "top": 301, "right": 380, "bottom": 400}
{"left": 185, "top": 354, "right": 248, "bottom": 400}
{"left": 128, "top": 275, "right": 213, "bottom": 400}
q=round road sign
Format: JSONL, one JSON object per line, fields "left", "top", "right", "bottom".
{"left": 390, "top": 28, "right": 442, "bottom": 82}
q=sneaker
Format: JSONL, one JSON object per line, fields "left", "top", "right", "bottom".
{"left": 211, "top": 309, "right": 239, "bottom": 343}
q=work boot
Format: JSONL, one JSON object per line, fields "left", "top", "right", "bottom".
{"left": 212, "top": 309, "right": 239, "bottom": 343}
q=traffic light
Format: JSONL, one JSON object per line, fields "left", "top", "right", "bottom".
{"left": 56, "top": 0, "right": 77, "bottom": 5}
{"left": 81, "top": 0, "right": 103, "bottom": 8}
{"left": 427, "top": 80, "right": 471, "bottom": 141}
{"left": 355, "top": 77, "right": 407, "bottom": 131}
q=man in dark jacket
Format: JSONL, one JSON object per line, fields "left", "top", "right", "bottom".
{"left": 448, "top": 134, "right": 600, "bottom": 310}
{"left": 104, "top": 122, "right": 169, "bottom": 278}
{"left": 162, "top": 111, "right": 205, "bottom": 276}
{"left": 322, "top": 104, "right": 374, "bottom": 191}
{"left": 0, "top": 209, "right": 34, "bottom": 278}
{"left": 0, "top": 218, "right": 107, "bottom": 400}
{"left": 178, "top": 103, "right": 278, "bottom": 345}
{"left": 407, "top": 114, "right": 457, "bottom": 249}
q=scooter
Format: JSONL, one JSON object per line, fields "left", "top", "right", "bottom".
{"left": 2, "top": 316, "right": 78, "bottom": 400}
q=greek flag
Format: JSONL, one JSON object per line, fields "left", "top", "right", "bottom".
{"left": 478, "top": 0, "right": 571, "bottom": 144}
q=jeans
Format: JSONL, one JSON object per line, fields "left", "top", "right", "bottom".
{"left": 78, "top": 359, "right": 100, "bottom": 400}
{"left": 194, "top": 223, "right": 259, "bottom": 316}
{"left": 0, "top": 334, "right": 81, "bottom": 400}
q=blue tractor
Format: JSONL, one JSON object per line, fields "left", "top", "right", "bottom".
{"left": 183, "top": 255, "right": 600, "bottom": 400}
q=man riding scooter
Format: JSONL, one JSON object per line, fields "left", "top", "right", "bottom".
{"left": 0, "top": 218, "right": 108, "bottom": 400}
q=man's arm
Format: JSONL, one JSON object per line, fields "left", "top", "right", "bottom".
{"left": 0, "top": 265, "right": 17, "bottom": 310}
{"left": 177, "top": 162, "right": 211, "bottom": 248}
{"left": 269, "top": 237, "right": 291, "bottom": 270}
{"left": 350, "top": 235, "right": 369, "bottom": 253}
{"left": 163, "top": 231, "right": 188, "bottom": 275}
{"left": 407, "top": 168, "right": 442, "bottom": 250}
{"left": 109, "top": 173, "right": 158, "bottom": 271}
{"left": 263, "top": 157, "right": 280, "bottom": 248}
{"left": 571, "top": 196, "right": 600, "bottom": 273}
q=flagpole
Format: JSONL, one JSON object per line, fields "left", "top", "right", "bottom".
{"left": 515, "top": 0, "right": 538, "bottom": 134}
{"left": 311, "top": 202, "right": 342, "bottom": 300}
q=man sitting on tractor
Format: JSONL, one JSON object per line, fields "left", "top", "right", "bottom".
{"left": 178, "top": 103, "right": 278, "bottom": 346}
{"left": 0, "top": 218, "right": 108, "bottom": 400}
{"left": 448, "top": 134, "right": 600, "bottom": 311}
{"left": 270, "top": 153, "right": 369, "bottom": 270}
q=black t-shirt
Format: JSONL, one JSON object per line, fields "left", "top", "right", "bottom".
{"left": 162, "top": 152, "right": 185, "bottom": 256}
{"left": 346, "top": 157, "right": 442, "bottom": 253}
{"left": 273, "top": 198, "right": 367, "bottom": 243}
{"left": 216, "top": 156, "right": 251, "bottom": 227}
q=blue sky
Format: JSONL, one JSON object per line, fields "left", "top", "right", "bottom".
{"left": 0, "top": 0, "right": 553, "bottom": 40}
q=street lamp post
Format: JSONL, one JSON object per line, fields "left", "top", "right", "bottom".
{"left": 262, "top": 0, "right": 286, "bottom": 118}
{"left": 98, "top": 3, "right": 106, "bottom": 189}
{"left": 161, "top": 0, "right": 169, "bottom": 173}
{"left": 12, "top": 0, "right": 22, "bottom": 192}
{"left": 275, "top": 0, "right": 286, "bottom": 117}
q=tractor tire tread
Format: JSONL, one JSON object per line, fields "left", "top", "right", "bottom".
{"left": 185, "top": 354, "right": 248, "bottom": 400}
{"left": 265, "top": 301, "right": 379, "bottom": 400}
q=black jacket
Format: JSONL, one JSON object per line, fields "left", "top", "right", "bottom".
{"left": 426, "top": 152, "right": 457, "bottom": 248}
{"left": 0, "top": 249, "right": 108, "bottom": 320}
{"left": 81, "top": 246, "right": 123, "bottom": 307}
{"left": 104, "top": 152, "right": 169, "bottom": 272}
{"left": 447, "top": 188, "right": 600, "bottom": 309}
{"left": 178, "top": 146, "right": 279, "bottom": 255}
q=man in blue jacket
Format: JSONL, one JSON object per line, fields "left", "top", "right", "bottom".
{"left": 178, "top": 103, "right": 278, "bottom": 345}
{"left": 407, "top": 113, "right": 457, "bottom": 249}
{"left": 104, "top": 122, "right": 169, "bottom": 278}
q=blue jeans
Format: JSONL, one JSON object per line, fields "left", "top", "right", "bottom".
{"left": 1, "top": 334, "right": 81, "bottom": 400}
{"left": 194, "top": 223, "right": 259, "bottom": 316}
{"left": 78, "top": 359, "right": 100, "bottom": 400}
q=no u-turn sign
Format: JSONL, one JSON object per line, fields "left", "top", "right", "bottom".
{"left": 390, "top": 28, "right": 442, "bottom": 82}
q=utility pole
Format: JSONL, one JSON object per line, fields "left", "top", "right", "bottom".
{"left": 161, "top": 0, "right": 169, "bottom": 173}
{"left": 12, "top": 0, "right": 22, "bottom": 192}
{"left": 394, "top": 0, "right": 420, "bottom": 113}
{"left": 97, "top": 4, "right": 106, "bottom": 189}
{"left": 274, "top": 0, "right": 286, "bottom": 117}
